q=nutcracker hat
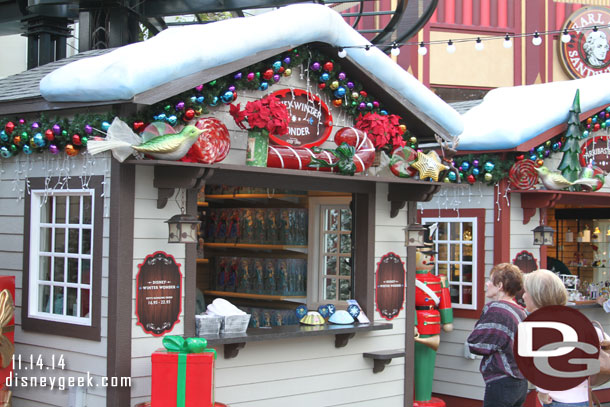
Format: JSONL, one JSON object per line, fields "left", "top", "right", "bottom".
{"left": 419, "top": 223, "right": 438, "bottom": 255}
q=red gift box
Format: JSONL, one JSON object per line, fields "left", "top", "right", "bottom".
{"left": 0, "top": 276, "right": 15, "bottom": 390}
{"left": 151, "top": 348, "right": 215, "bottom": 407}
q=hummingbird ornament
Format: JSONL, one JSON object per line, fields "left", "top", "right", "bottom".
{"left": 535, "top": 165, "right": 606, "bottom": 191}
{"left": 87, "top": 117, "right": 203, "bottom": 162}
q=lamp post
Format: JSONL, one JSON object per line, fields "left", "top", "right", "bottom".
{"left": 533, "top": 225, "right": 555, "bottom": 246}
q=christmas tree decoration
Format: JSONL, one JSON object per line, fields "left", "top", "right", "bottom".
{"left": 558, "top": 90, "right": 583, "bottom": 185}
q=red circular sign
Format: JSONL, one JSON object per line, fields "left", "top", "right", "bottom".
{"left": 513, "top": 305, "right": 599, "bottom": 391}
{"left": 268, "top": 89, "right": 333, "bottom": 148}
{"left": 580, "top": 134, "right": 610, "bottom": 173}
{"left": 560, "top": 7, "right": 610, "bottom": 79}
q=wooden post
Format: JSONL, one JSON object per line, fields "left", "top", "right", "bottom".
{"left": 404, "top": 201, "right": 417, "bottom": 407}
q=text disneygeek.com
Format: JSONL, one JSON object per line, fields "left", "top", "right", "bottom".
{"left": 5, "top": 372, "right": 132, "bottom": 390}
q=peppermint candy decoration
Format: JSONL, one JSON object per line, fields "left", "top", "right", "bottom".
{"left": 509, "top": 159, "right": 538, "bottom": 190}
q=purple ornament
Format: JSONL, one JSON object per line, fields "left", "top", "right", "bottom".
{"left": 283, "top": 57, "right": 291, "bottom": 65}
{"left": 347, "top": 82, "right": 354, "bottom": 89}
{"left": 473, "top": 159, "right": 479, "bottom": 167}
{"left": 228, "top": 85, "right": 236, "bottom": 92}
{"left": 247, "top": 72, "right": 255, "bottom": 81}
{"left": 175, "top": 101, "right": 185, "bottom": 111}
{"left": 52, "top": 124, "right": 61, "bottom": 135}
{"left": 49, "top": 144, "right": 59, "bottom": 154}
{"left": 84, "top": 124, "right": 93, "bottom": 134}
{"left": 234, "top": 72, "right": 243, "bottom": 80}
{"left": 373, "top": 101, "right": 379, "bottom": 108}
{"left": 195, "top": 85, "right": 204, "bottom": 92}
{"left": 31, "top": 122, "right": 40, "bottom": 130}
{"left": 529, "top": 148, "right": 535, "bottom": 154}
{"left": 358, "top": 102, "right": 366, "bottom": 110}
{"left": 311, "top": 62, "right": 321, "bottom": 71}
{"left": 273, "top": 74, "right": 281, "bottom": 82}
{"left": 19, "top": 119, "right": 25, "bottom": 125}
{"left": 544, "top": 150, "right": 550, "bottom": 157}
{"left": 338, "top": 72, "right": 346, "bottom": 81}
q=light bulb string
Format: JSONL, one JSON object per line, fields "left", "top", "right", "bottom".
{"left": 337, "top": 22, "right": 609, "bottom": 50}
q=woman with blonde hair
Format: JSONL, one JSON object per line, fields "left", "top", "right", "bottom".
{"left": 467, "top": 263, "right": 528, "bottom": 407}
{"left": 523, "top": 269, "right": 600, "bottom": 407}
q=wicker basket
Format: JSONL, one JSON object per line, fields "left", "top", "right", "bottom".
{"left": 221, "top": 314, "right": 251, "bottom": 333}
{"left": 196, "top": 314, "right": 223, "bottom": 336}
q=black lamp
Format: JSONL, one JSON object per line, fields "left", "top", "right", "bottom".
{"left": 405, "top": 223, "right": 427, "bottom": 247}
{"left": 533, "top": 225, "right": 555, "bottom": 246}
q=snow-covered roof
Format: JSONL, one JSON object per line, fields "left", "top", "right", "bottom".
{"left": 458, "top": 73, "right": 610, "bottom": 151}
{"left": 39, "top": 4, "right": 463, "bottom": 138}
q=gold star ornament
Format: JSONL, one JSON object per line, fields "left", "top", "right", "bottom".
{"left": 411, "top": 150, "right": 449, "bottom": 182}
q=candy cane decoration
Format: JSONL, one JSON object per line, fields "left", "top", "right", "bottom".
{"left": 267, "top": 127, "right": 375, "bottom": 173}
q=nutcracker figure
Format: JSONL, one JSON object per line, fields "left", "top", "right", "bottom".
{"left": 413, "top": 226, "right": 453, "bottom": 407}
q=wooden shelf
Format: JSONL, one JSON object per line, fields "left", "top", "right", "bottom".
{"left": 196, "top": 258, "right": 210, "bottom": 264}
{"left": 205, "top": 194, "right": 306, "bottom": 199}
{"left": 568, "top": 265, "right": 609, "bottom": 269}
{"left": 203, "top": 243, "right": 307, "bottom": 250}
{"left": 204, "top": 290, "right": 306, "bottom": 302}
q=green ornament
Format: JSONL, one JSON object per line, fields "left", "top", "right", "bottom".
{"left": 10, "top": 145, "right": 17, "bottom": 153}
{"left": 164, "top": 105, "right": 171, "bottom": 112}
{"left": 256, "top": 72, "right": 261, "bottom": 78}
{"left": 21, "top": 132, "right": 29, "bottom": 142}
{"left": 209, "top": 80, "right": 217, "bottom": 86}
{"left": 81, "top": 137, "right": 88, "bottom": 146}
{"left": 61, "top": 130, "right": 68, "bottom": 137}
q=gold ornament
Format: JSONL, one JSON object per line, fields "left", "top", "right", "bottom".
{"left": 411, "top": 150, "right": 449, "bottom": 182}
{"left": 284, "top": 68, "right": 292, "bottom": 77}
{"left": 330, "top": 81, "right": 339, "bottom": 90}
{"left": 409, "top": 136, "right": 417, "bottom": 144}
{"left": 351, "top": 92, "right": 359, "bottom": 100}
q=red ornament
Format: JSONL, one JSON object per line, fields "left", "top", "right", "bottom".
{"left": 323, "top": 62, "right": 334, "bottom": 72}
{"left": 278, "top": 67, "right": 285, "bottom": 74}
{"left": 318, "top": 83, "right": 326, "bottom": 90}
{"left": 515, "top": 154, "right": 525, "bottom": 161}
{"left": 594, "top": 123, "right": 601, "bottom": 131}
{"left": 263, "top": 69, "right": 274, "bottom": 80}
{"left": 467, "top": 174, "right": 476, "bottom": 184}
{"left": 5, "top": 122, "right": 14, "bottom": 135}
{"left": 359, "top": 91, "right": 368, "bottom": 98}
{"left": 72, "top": 134, "right": 81, "bottom": 146}
{"left": 133, "top": 121, "right": 145, "bottom": 132}
{"left": 184, "top": 109, "right": 196, "bottom": 121}
{"left": 45, "top": 129, "right": 54, "bottom": 141}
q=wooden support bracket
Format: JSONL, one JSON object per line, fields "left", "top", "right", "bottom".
{"left": 519, "top": 191, "right": 561, "bottom": 224}
{"left": 223, "top": 342, "right": 245, "bottom": 359}
{"left": 335, "top": 332, "right": 356, "bottom": 348}
{"left": 363, "top": 349, "right": 406, "bottom": 373}
{"left": 387, "top": 183, "right": 442, "bottom": 218}
{"left": 154, "top": 166, "right": 214, "bottom": 208}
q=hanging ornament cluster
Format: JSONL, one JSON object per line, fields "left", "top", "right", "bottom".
{"left": 449, "top": 154, "right": 514, "bottom": 185}
{"left": 0, "top": 113, "right": 113, "bottom": 159}
{"left": 583, "top": 106, "right": 610, "bottom": 137}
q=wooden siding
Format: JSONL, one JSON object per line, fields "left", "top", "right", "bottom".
{"left": 0, "top": 154, "right": 112, "bottom": 407}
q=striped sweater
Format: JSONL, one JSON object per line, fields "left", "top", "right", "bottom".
{"left": 467, "top": 300, "right": 527, "bottom": 383}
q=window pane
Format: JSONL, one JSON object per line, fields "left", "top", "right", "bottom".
{"left": 81, "top": 259, "right": 91, "bottom": 285}
{"left": 52, "top": 287, "right": 64, "bottom": 315}
{"left": 40, "top": 199, "right": 51, "bottom": 223}
{"left": 324, "top": 279, "right": 336, "bottom": 301}
{"left": 82, "top": 195, "right": 92, "bottom": 224}
{"left": 39, "top": 256, "right": 51, "bottom": 281}
{"left": 339, "top": 258, "right": 351, "bottom": 276}
{"left": 463, "top": 264, "right": 473, "bottom": 283}
{"left": 462, "top": 285, "right": 473, "bottom": 305}
{"left": 340, "top": 209, "right": 352, "bottom": 231}
{"left": 55, "top": 196, "right": 66, "bottom": 223}
{"left": 39, "top": 228, "right": 52, "bottom": 252}
{"left": 450, "top": 264, "right": 460, "bottom": 282}
{"left": 450, "top": 222, "right": 460, "bottom": 240}
{"left": 54, "top": 257, "right": 64, "bottom": 282}
{"left": 339, "top": 279, "right": 351, "bottom": 301}
{"left": 81, "top": 289, "right": 90, "bottom": 318}
{"left": 450, "top": 284, "right": 459, "bottom": 303}
{"left": 437, "top": 263, "right": 448, "bottom": 278}
{"left": 325, "top": 256, "right": 337, "bottom": 275}
{"left": 82, "top": 229, "right": 91, "bottom": 255}
{"left": 325, "top": 233, "right": 338, "bottom": 253}
{"left": 67, "top": 287, "right": 78, "bottom": 316}
{"left": 463, "top": 222, "right": 473, "bottom": 241}
{"left": 326, "top": 209, "right": 339, "bottom": 231}
{"left": 437, "top": 244, "right": 448, "bottom": 261}
{"left": 68, "top": 258, "right": 78, "bottom": 283}
{"left": 340, "top": 234, "right": 351, "bottom": 254}
{"left": 54, "top": 228, "right": 65, "bottom": 252}
{"left": 68, "top": 229, "right": 79, "bottom": 253}
{"left": 437, "top": 222, "right": 448, "bottom": 240}
{"left": 38, "top": 285, "right": 50, "bottom": 313}
{"left": 463, "top": 244, "right": 473, "bottom": 261}
{"left": 68, "top": 196, "right": 80, "bottom": 224}
{"left": 450, "top": 245, "right": 460, "bottom": 261}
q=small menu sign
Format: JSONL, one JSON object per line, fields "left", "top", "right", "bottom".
{"left": 136, "top": 251, "right": 182, "bottom": 336}
{"left": 375, "top": 252, "right": 405, "bottom": 321}
{"left": 269, "top": 89, "right": 333, "bottom": 148}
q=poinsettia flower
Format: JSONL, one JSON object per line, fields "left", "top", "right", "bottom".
{"left": 230, "top": 95, "right": 290, "bottom": 135}
{"left": 355, "top": 111, "right": 405, "bottom": 152}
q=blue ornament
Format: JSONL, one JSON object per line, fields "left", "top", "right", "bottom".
{"left": 221, "top": 90, "right": 234, "bottom": 104}
{"left": 583, "top": 130, "right": 589, "bottom": 137}
{"left": 530, "top": 154, "right": 537, "bottom": 161}
{"left": 33, "top": 132, "right": 45, "bottom": 147}
{"left": 22, "top": 145, "right": 32, "bottom": 155}
{"left": 536, "top": 145, "right": 545, "bottom": 153}
{"left": 483, "top": 161, "right": 495, "bottom": 172}
{"left": 0, "top": 146, "right": 11, "bottom": 158}
{"left": 190, "top": 96, "right": 197, "bottom": 103}
{"left": 335, "top": 86, "right": 346, "bottom": 97}
{"left": 295, "top": 305, "right": 307, "bottom": 319}
{"left": 592, "top": 117, "right": 598, "bottom": 124}
{"left": 448, "top": 171, "right": 457, "bottom": 181}
{"left": 320, "top": 73, "right": 330, "bottom": 82}
{"left": 209, "top": 96, "right": 219, "bottom": 106}
{"left": 259, "top": 82, "right": 269, "bottom": 91}
{"left": 196, "top": 96, "right": 205, "bottom": 104}
{"left": 472, "top": 168, "right": 480, "bottom": 176}
{"left": 461, "top": 161, "right": 470, "bottom": 171}
{"left": 101, "top": 121, "right": 111, "bottom": 132}
{"left": 380, "top": 110, "right": 388, "bottom": 115}
{"left": 0, "top": 131, "right": 7, "bottom": 142}
{"left": 167, "top": 115, "right": 178, "bottom": 126}
{"left": 156, "top": 113, "right": 167, "bottom": 121}
{"left": 552, "top": 142, "right": 559, "bottom": 151}
{"left": 272, "top": 61, "right": 282, "bottom": 72}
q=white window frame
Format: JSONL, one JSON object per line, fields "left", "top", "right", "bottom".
{"left": 28, "top": 188, "right": 95, "bottom": 326}
{"left": 307, "top": 197, "right": 352, "bottom": 307}
{"left": 422, "top": 216, "right": 478, "bottom": 310}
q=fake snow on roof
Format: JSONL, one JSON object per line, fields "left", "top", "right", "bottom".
{"left": 458, "top": 73, "right": 610, "bottom": 151}
{"left": 39, "top": 3, "right": 463, "bottom": 138}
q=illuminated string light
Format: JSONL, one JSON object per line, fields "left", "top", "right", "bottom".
{"left": 561, "top": 29, "right": 571, "bottom": 43}
{"left": 337, "top": 48, "right": 347, "bottom": 58}
{"left": 418, "top": 41, "right": 428, "bottom": 56}
{"left": 446, "top": 39, "right": 456, "bottom": 54}
{"left": 390, "top": 42, "right": 400, "bottom": 56}
{"left": 532, "top": 31, "right": 542, "bottom": 46}
{"left": 503, "top": 34, "right": 513, "bottom": 48}
{"left": 475, "top": 37, "right": 484, "bottom": 51}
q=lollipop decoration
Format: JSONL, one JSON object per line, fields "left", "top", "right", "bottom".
{"left": 180, "top": 118, "right": 231, "bottom": 164}
{"left": 508, "top": 159, "right": 539, "bottom": 190}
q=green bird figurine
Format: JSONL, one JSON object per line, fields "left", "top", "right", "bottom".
{"left": 536, "top": 165, "right": 606, "bottom": 191}
{"left": 87, "top": 117, "right": 203, "bottom": 162}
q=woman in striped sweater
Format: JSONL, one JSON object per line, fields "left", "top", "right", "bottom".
{"left": 467, "top": 263, "right": 528, "bottom": 407}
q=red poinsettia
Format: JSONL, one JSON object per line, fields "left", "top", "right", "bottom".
{"left": 230, "top": 95, "right": 290, "bottom": 136}
{"left": 355, "top": 112, "right": 406, "bottom": 151}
